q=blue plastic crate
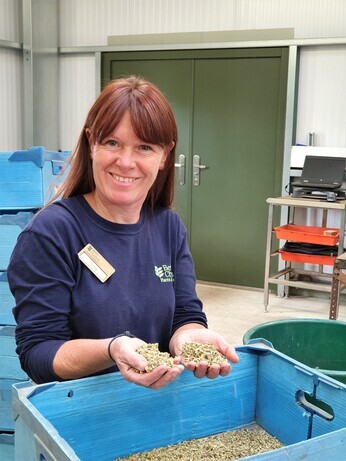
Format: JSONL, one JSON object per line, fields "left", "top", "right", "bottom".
{"left": 0, "top": 432, "right": 14, "bottom": 461}
{"left": 0, "top": 212, "right": 34, "bottom": 271}
{"left": 0, "top": 378, "right": 28, "bottom": 432}
{"left": 0, "top": 272, "right": 16, "bottom": 326}
{"left": 0, "top": 326, "right": 29, "bottom": 433}
{"left": 12, "top": 343, "right": 346, "bottom": 461}
{"left": 0, "top": 146, "right": 70, "bottom": 210}
{"left": 0, "top": 326, "right": 27, "bottom": 381}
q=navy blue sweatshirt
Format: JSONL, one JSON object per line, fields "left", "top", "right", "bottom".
{"left": 7, "top": 196, "right": 207, "bottom": 383}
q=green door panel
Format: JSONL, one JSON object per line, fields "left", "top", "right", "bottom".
{"left": 103, "top": 57, "right": 193, "bottom": 230}
{"left": 191, "top": 55, "right": 286, "bottom": 287}
{"left": 101, "top": 48, "right": 288, "bottom": 288}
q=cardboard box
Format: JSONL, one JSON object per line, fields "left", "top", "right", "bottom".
{"left": 0, "top": 146, "right": 70, "bottom": 210}
{"left": 12, "top": 344, "right": 346, "bottom": 461}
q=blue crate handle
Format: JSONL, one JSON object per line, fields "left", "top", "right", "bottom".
{"left": 51, "top": 159, "right": 66, "bottom": 175}
{"left": 0, "top": 211, "right": 34, "bottom": 229}
{"left": 8, "top": 146, "right": 70, "bottom": 172}
{"left": 35, "top": 434, "right": 61, "bottom": 461}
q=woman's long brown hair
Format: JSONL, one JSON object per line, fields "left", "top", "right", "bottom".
{"left": 54, "top": 76, "right": 178, "bottom": 209}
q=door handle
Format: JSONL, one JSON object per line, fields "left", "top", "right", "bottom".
{"left": 193, "top": 155, "right": 209, "bottom": 186}
{"left": 175, "top": 154, "right": 185, "bottom": 185}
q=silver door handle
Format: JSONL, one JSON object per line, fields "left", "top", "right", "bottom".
{"left": 193, "top": 155, "right": 209, "bottom": 186}
{"left": 175, "top": 154, "right": 185, "bottom": 185}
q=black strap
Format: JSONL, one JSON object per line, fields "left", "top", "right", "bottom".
{"left": 107, "top": 331, "right": 136, "bottom": 362}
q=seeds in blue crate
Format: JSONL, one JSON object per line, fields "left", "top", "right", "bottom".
{"left": 115, "top": 426, "right": 283, "bottom": 460}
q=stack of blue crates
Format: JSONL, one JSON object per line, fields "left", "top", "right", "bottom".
{"left": 0, "top": 146, "right": 70, "bottom": 461}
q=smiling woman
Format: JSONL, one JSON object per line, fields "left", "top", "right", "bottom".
{"left": 62, "top": 76, "right": 178, "bottom": 212}
{"left": 84, "top": 111, "right": 171, "bottom": 224}
{"left": 7, "top": 76, "right": 238, "bottom": 388}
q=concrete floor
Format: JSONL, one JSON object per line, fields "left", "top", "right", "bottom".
{"left": 197, "top": 282, "right": 346, "bottom": 347}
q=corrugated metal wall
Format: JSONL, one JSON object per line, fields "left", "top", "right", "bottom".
{"left": 58, "top": 0, "right": 346, "bottom": 46}
{"left": 58, "top": 54, "right": 96, "bottom": 150}
{"left": 0, "top": 0, "right": 22, "bottom": 151}
{"left": 0, "top": 49, "right": 23, "bottom": 151}
{"left": 1, "top": 0, "right": 346, "bottom": 152}
{"left": 235, "top": 0, "right": 346, "bottom": 39}
{"left": 296, "top": 45, "right": 346, "bottom": 147}
{"left": 0, "top": 0, "right": 22, "bottom": 42}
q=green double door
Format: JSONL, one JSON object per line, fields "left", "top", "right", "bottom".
{"left": 102, "top": 48, "right": 288, "bottom": 288}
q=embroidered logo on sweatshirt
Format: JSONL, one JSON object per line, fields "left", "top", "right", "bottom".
{"left": 155, "top": 265, "right": 174, "bottom": 283}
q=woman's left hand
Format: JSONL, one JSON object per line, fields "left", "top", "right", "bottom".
{"left": 169, "top": 325, "right": 239, "bottom": 379}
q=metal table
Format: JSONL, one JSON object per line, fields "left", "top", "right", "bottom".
{"left": 264, "top": 196, "right": 346, "bottom": 318}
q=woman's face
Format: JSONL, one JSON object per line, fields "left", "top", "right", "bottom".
{"left": 88, "top": 111, "right": 171, "bottom": 220}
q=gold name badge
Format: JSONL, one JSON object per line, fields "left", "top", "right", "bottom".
{"left": 78, "top": 244, "right": 115, "bottom": 283}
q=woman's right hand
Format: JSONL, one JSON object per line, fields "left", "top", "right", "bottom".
{"left": 109, "top": 336, "right": 184, "bottom": 390}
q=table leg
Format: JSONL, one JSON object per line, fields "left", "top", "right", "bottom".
{"left": 263, "top": 204, "right": 274, "bottom": 311}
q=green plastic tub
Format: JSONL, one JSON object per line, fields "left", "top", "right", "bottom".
{"left": 243, "top": 319, "right": 346, "bottom": 384}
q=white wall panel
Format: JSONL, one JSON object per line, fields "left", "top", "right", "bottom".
{"left": 58, "top": 0, "right": 346, "bottom": 47}
{"left": 0, "top": 0, "right": 22, "bottom": 42}
{"left": 58, "top": 0, "right": 111, "bottom": 47}
{"left": 58, "top": 0, "right": 237, "bottom": 46}
{"left": 108, "top": 0, "right": 237, "bottom": 35}
{"left": 58, "top": 54, "right": 96, "bottom": 151}
{"left": 236, "top": 0, "right": 346, "bottom": 39}
{"left": 296, "top": 46, "right": 346, "bottom": 147}
{"left": 0, "top": 49, "right": 23, "bottom": 151}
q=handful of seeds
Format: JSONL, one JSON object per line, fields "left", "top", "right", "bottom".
{"left": 135, "top": 342, "right": 227, "bottom": 374}
{"left": 136, "top": 343, "right": 174, "bottom": 372}
{"left": 181, "top": 342, "right": 227, "bottom": 366}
